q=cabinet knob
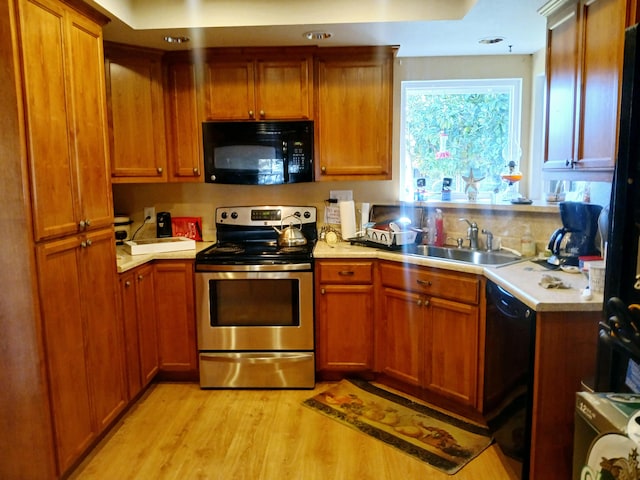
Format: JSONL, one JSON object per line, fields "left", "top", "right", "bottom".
{"left": 80, "top": 239, "right": 92, "bottom": 248}
{"left": 321, "top": 288, "right": 326, "bottom": 295}
{"left": 157, "top": 167, "right": 163, "bottom": 174}
{"left": 321, "top": 166, "right": 326, "bottom": 173}
{"left": 79, "top": 219, "right": 91, "bottom": 228}
{"left": 259, "top": 110, "right": 265, "bottom": 118}
{"left": 248, "top": 110, "right": 254, "bottom": 118}
{"left": 137, "top": 274, "right": 144, "bottom": 281}
{"left": 423, "top": 298, "right": 430, "bottom": 307}
{"left": 417, "top": 299, "right": 422, "bottom": 306}
{"left": 124, "top": 280, "right": 131, "bottom": 288}
{"left": 193, "top": 167, "right": 199, "bottom": 175}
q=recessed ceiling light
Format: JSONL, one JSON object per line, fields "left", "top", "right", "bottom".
{"left": 164, "top": 35, "right": 190, "bottom": 44}
{"left": 304, "top": 31, "right": 332, "bottom": 41}
{"left": 478, "top": 36, "right": 505, "bottom": 45}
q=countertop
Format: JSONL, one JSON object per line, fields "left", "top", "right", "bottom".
{"left": 116, "top": 240, "right": 603, "bottom": 313}
{"left": 313, "top": 241, "right": 603, "bottom": 313}
{"left": 115, "top": 242, "right": 214, "bottom": 273}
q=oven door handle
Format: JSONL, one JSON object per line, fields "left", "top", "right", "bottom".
{"left": 200, "top": 353, "right": 312, "bottom": 364}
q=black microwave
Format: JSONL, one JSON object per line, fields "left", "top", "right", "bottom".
{"left": 202, "top": 120, "right": 314, "bottom": 185}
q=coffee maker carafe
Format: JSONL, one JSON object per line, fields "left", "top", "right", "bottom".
{"left": 547, "top": 201, "right": 602, "bottom": 266}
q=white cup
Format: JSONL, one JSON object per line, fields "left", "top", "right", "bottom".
{"left": 589, "top": 261, "right": 606, "bottom": 294}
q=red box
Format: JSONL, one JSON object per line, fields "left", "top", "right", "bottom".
{"left": 171, "top": 216, "right": 202, "bottom": 241}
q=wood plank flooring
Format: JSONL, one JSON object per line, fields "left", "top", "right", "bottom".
{"left": 68, "top": 382, "right": 519, "bottom": 480}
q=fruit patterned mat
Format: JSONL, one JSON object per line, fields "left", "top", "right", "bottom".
{"left": 303, "top": 379, "right": 493, "bottom": 475}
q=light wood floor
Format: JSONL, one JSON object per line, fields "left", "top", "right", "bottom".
{"left": 69, "top": 382, "right": 520, "bottom": 480}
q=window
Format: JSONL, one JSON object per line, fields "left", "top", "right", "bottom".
{"left": 400, "top": 79, "right": 523, "bottom": 202}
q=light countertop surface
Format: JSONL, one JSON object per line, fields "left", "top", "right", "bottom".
{"left": 313, "top": 241, "right": 603, "bottom": 313}
{"left": 116, "top": 240, "right": 603, "bottom": 313}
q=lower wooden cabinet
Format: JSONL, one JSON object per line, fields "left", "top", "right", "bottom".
{"left": 378, "top": 261, "right": 480, "bottom": 408}
{"left": 154, "top": 260, "right": 198, "bottom": 377}
{"left": 36, "top": 228, "right": 127, "bottom": 474}
{"left": 315, "top": 260, "right": 375, "bottom": 376}
{"left": 119, "top": 263, "right": 159, "bottom": 399}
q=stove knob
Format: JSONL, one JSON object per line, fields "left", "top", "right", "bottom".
{"left": 303, "top": 211, "right": 311, "bottom": 219}
{"left": 231, "top": 211, "right": 238, "bottom": 219}
{"left": 293, "top": 211, "right": 301, "bottom": 218}
{"left": 221, "top": 211, "right": 228, "bottom": 220}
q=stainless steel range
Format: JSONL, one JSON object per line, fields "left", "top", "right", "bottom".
{"left": 195, "top": 205, "right": 317, "bottom": 389}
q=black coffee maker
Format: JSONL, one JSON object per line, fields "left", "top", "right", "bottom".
{"left": 547, "top": 201, "right": 603, "bottom": 266}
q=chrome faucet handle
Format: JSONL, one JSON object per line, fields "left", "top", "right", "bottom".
{"left": 481, "top": 229, "right": 494, "bottom": 251}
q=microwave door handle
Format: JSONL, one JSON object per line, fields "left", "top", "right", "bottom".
{"left": 282, "top": 140, "right": 289, "bottom": 183}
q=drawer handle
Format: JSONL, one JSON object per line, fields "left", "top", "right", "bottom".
{"left": 416, "top": 279, "right": 432, "bottom": 286}
{"left": 338, "top": 271, "right": 355, "bottom": 276}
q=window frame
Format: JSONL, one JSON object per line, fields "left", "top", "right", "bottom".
{"left": 399, "top": 78, "right": 524, "bottom": 202}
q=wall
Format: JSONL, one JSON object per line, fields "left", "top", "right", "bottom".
{"left": 114, "top": 52, "right": 572, "bottom": 251}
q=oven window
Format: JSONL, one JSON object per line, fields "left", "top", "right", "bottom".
{"left": 209, "top": 279, "right": 299, "bottom": 327}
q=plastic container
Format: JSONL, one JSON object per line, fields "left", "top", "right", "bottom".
{"left": 520, "top": 228, "right": 536, "bottom": 257}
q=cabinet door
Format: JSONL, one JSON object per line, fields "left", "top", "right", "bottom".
{"left": 424, "top": 297, "right": 479, "bottom": 408}
{"left": 256, "top": 56, "right": 312, "bottom": 119}
{"left": 135, "top": 264, "right": 159, "bottom": 385}
{"left": 37, "top": 236, "right": 95, "bottom": 473}
{"left": 316, "top": 48, "right": 393, "bottom": 181}
{"left": 203, "top": 59, "right": 255, "bottom": 120}
{"left": 316, "top": 284, "right": 374, "bottom": 372}
{"left": 80, "top": 229, "right": 127, "bottom": 431}
{"left": 107, "top": 47, "right": 167, "bottom": 181}
{"left": 19, "top": 0, "right": 78, "bottom": 240}
{"left": 119, "top": 270, "right": 143, "bottom": 398}
{"left": 66, "top": 10, "right": 113, "bottom": 230}
{"left": 154, "top": 261, "right": 197, "bottom": 375}
{"left": 576, "top": 0, "right": 627, "bottom": 170}
{"left": 543, "top": 3, "right": 579, "bottom": 170}
{"left": 379, "top": 287, "right": 424, "bottom": 387}
{"left": 165, "top": 61, "right": 203, "bottom": 181}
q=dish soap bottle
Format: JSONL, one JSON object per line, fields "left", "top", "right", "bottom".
{"left": 520, "top": 227, "right": 535, "bottom": 257}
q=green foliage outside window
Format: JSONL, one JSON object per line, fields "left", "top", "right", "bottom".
{"left": 401, "top": 79, "right": 522, "bottom": 201}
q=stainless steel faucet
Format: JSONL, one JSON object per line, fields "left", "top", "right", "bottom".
{"left": 481, "top": 229, "right": 494, "bottom": 251}
{"left": 459, "top": 218, "right": 479, "bottom": 250}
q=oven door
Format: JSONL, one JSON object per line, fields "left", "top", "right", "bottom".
{"left": 196, "top": 270, "right": 314, "bottom": 351}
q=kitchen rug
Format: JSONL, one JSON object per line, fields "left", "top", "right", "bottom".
{"left": 303, "top": 379, "right": 493, "bottom": 475}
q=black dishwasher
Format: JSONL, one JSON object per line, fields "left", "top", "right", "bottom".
{"left": 484, "top": 280, "right": 536, "bottom": 480}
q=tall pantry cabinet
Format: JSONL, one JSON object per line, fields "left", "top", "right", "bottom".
{"left": 1, "top": 0, "right": 125, "bottom": 478}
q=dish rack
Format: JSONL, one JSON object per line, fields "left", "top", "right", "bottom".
{"left": 363, "top": 226, "right": 418, "bottom": 247}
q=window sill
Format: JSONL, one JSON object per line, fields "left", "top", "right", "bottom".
{"left": 410, "top": 198, "right": 560, "bottom": 214}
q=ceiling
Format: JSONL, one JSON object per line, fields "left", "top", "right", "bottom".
{"left": 84, "top": 0, "right": 548, "bottom": 57}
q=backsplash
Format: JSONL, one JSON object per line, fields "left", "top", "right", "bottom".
{"left": 113, "top": 181, "right": 610, "bottom": 256}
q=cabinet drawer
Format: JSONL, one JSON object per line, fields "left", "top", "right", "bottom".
{"left": 317, "top": 261, "right": 373, "bottom": 284}
{"left": 379, "top": 262, "right": 479, "bottom": 304}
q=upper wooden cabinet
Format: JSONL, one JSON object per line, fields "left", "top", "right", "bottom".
{"left": 315, "top": 47, "right": 394, "bottom": 181}
{"left": 202, "top": 48, "right": 313, "bottom": 121}
{"left": 18, "top": 0, "right": 113, "bottom": 241}
{"left": 541, "top": 0, "right": 637, "bottom": 177}
{"left": 105, "top": 43, "right": 168, "bottom": 182}
{"left": 165, "top": 54, "right": 203, "bottom": 181}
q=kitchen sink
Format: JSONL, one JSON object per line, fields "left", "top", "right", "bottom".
{"left": 407, "top": 244, "right": 523, "bottom": 266}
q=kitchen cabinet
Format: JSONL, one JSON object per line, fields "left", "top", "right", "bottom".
{"left": 202, "top": 48, "right": 313, "bottom": 120}
{"left": 377, "top": 261, "right": 481, "bottom": 409}
{"left": 540, "top": 0, "right": 634, "bottom": 177}
{"left": 19, "top": 0, "right": 113, "bottom": 241}
{"left": 315, "top": 47, "right": 394, "bottom": 181}
{"left": 119, "top": 264, "right": 159, "bottom": 399}
{"left": 36, "top": 228, "right": 127, "bottom": 474}
{"left": 105, "top": 43, "right": 168, "bottom": 182}
{"left": 165, "top": 54, "right": 203, "bottom": 181}
{"left": 154, "top": 260, "right": 198, "bottom": 378}
{"left": 315, "top": 260, "right": 375, "bottom": 377}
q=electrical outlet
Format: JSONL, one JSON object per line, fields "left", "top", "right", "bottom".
{"left": 144, "top": 207, "right": 156, "bottom": 223}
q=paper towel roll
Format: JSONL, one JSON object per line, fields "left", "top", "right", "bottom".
{"left": 339, "top": 200, "right": 357, "bottom": 240}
